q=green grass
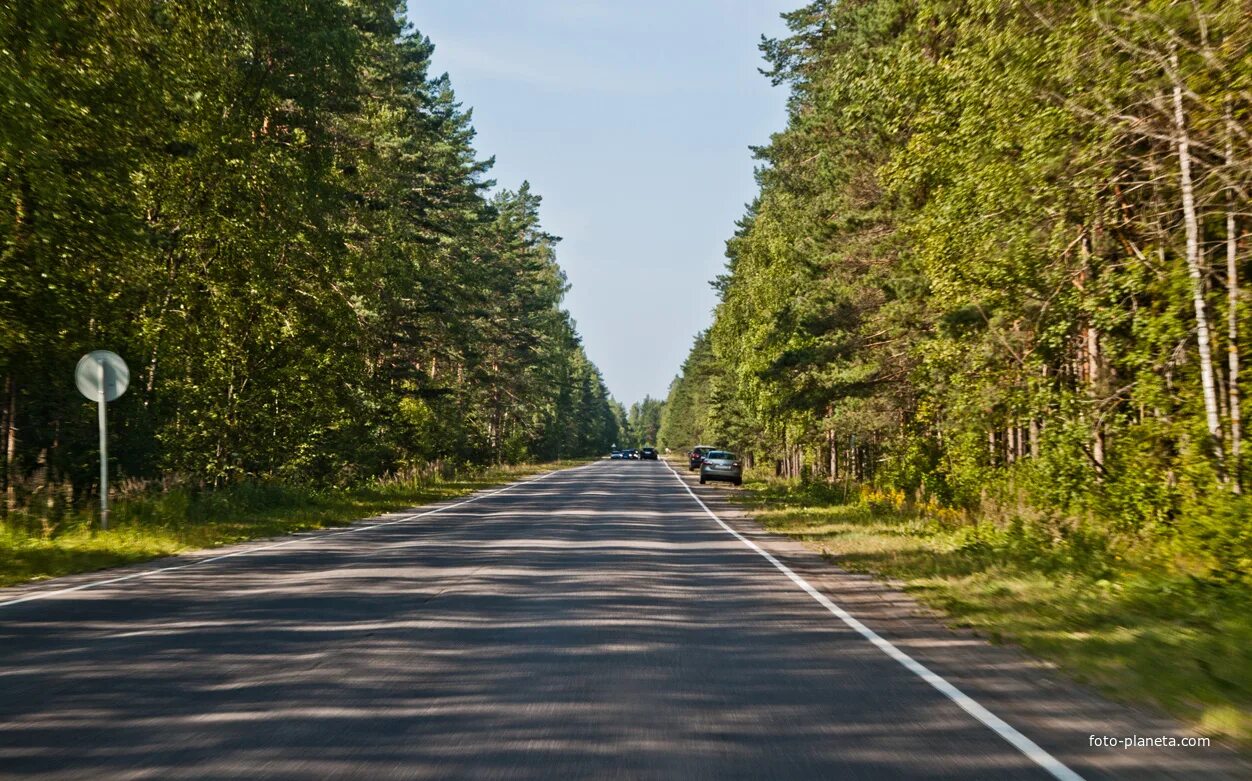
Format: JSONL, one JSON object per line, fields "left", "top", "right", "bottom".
{"left": 0, "top": 461, "right": 584, "bottom": 588}
{"left": 733, "top": 475, "right": 1252, "bottom": 749}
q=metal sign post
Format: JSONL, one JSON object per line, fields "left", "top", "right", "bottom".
{"left": 75, "top": 351, "right": 129, "bottom": 530}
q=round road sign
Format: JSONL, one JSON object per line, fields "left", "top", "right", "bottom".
{"left": 75, "top": 351, "right": 130, "bottom": 402}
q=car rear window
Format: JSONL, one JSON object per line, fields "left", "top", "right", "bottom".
{"left": 708, "top": 451, "right": 735, "bottom": 459}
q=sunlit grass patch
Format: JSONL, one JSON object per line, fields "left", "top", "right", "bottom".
{"left": 0, "top": 460, "right": 582, "bottom": 588}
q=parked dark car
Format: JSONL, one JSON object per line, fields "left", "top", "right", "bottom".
{"left": 640, "top": 447, "right": 658, "bottom": 460}
{"left": 688, "top": 445, "right": 714, "bottom": 470}
{"left": 699, "top": 450, "right": 743, "bottom": 486}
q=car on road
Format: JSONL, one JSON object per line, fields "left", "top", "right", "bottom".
{"left": 610, "top": 449, "right": 623, "bottom": 459}
{"left": 688, "top": 445, "right": 714, "bottom": 470}
{"left": 699, "top": 450, "right": 742, "bottom": 486}
{"left": 640, "top": 447, "right": 658, "bottom": 460}
{"left": 625, "top": 449, "right": 639, "bottom": 459}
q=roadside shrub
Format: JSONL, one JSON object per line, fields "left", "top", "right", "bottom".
{"left": 1178, "top": 493, "right": 1252, "bottom": 587}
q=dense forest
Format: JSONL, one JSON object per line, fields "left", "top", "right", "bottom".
{"left": 0, "top": 1, "right": 620, "bottom": 513}
{"left": 618, "top": 396, "right": 664, "bottom": 449}
{"left": 661, "top": 0, "right": 1252, "bottom": 582}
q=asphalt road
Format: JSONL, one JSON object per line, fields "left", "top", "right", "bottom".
{"left": 0, "top": 461, "right": 1245, "bottom": 779}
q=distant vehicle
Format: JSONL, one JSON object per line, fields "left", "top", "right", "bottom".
{"left": 640, "top": 447, "right": 658, "bottom": 460}
{"left": 688, "top": 445, "right": 714, "bottom": 470}
{"left": 625, "top": 449, "right": 639, "bottom": 459}
{"left": 610, "top": 449, "right": 623, "bottom": 459}
{"left": 699, "top": 450, "right": 742, "bottom": 486}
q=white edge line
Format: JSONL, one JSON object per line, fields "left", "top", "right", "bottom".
{"left": 664, "top": 461, "right": 1084, "bottom": 781}
{"left": 0, "top": 463, "right": 593, "bottom": 610}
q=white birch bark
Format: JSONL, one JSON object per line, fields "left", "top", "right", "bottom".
{"left": 1226, "top": 101, "right": 1242, "bottom": 491}
{"left": 1171, "top": 51, "right": 1225, "bottom": 465}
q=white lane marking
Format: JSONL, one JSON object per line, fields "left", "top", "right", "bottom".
{"left": 0, "top": 464, "right": 592, "bottom": 610}
{"left": 663, "top": 461, "right": 1084, "bottom": 781}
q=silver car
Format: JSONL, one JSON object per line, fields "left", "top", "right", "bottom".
{"left": 699, "top": 450, "right": 742, "bottom": 486}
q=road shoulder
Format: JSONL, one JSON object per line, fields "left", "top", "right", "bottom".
{"left": 0, "top": 464, "right": 579, "bottom": 610}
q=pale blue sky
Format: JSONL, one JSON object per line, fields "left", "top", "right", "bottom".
{"left": 405, "top": 1, "right": 791, "bottom": 406}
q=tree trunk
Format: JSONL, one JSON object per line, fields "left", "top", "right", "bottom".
{"left": 0, "top": 378, "right": 7, "bottom": 498}
{"left": 1081, "top": 232, "right": 1107, "bottom": 470}
{"left": 828, "top": 429, "right": 836, "bottom": 483}
{"left": 5, "top": 377, "right": 17, "bottom": 512}
{"left": 1227, "top": 101, "right": 1243, "bottom": 492}
{"left": 1172, "top": 52, "right": 1225, "bottom": 468}
{"left": 1086, "top": 315, "right": 1101, "bottom": 377}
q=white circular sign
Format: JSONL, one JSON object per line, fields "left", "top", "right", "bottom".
{"left": 75, "top": 351, "right": 130, "bottom": 402}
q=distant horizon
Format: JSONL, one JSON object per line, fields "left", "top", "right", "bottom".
{"left": 408, "top": 0, "right": 791, "bottom": 406}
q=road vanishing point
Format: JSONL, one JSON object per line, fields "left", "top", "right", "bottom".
{"left": 0, "top": 461, "right": 1247, "bottom": 780}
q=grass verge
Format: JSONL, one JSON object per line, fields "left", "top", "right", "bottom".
{"left": 0, "top": 461, "right": 585, "bottom": 588}
{"left": 731, "top": 474, "right": 1252, "bottom": 750}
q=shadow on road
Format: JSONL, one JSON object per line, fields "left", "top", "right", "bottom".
{"left": 0, "top": 464, "right": 1236, "bottom": 779}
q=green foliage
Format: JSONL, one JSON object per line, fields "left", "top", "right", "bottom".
{"left": 668, "top": 2, "right": 1252, "bottom": 739}
{"left": 0, "top": 2, "right": 617, "bottom": 514}
{"left": 621, "top": 395, "right": 664, "bottom": 448}
{"left": 668, "top": 0, "right": 1252, "bottom": 581}
{"left": 659, "top": 333, "right": 709, "bottom": 449}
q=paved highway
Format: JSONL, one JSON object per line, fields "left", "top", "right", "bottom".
{"left": 0, "top": 461, "right": 1245, "bottom": 779}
